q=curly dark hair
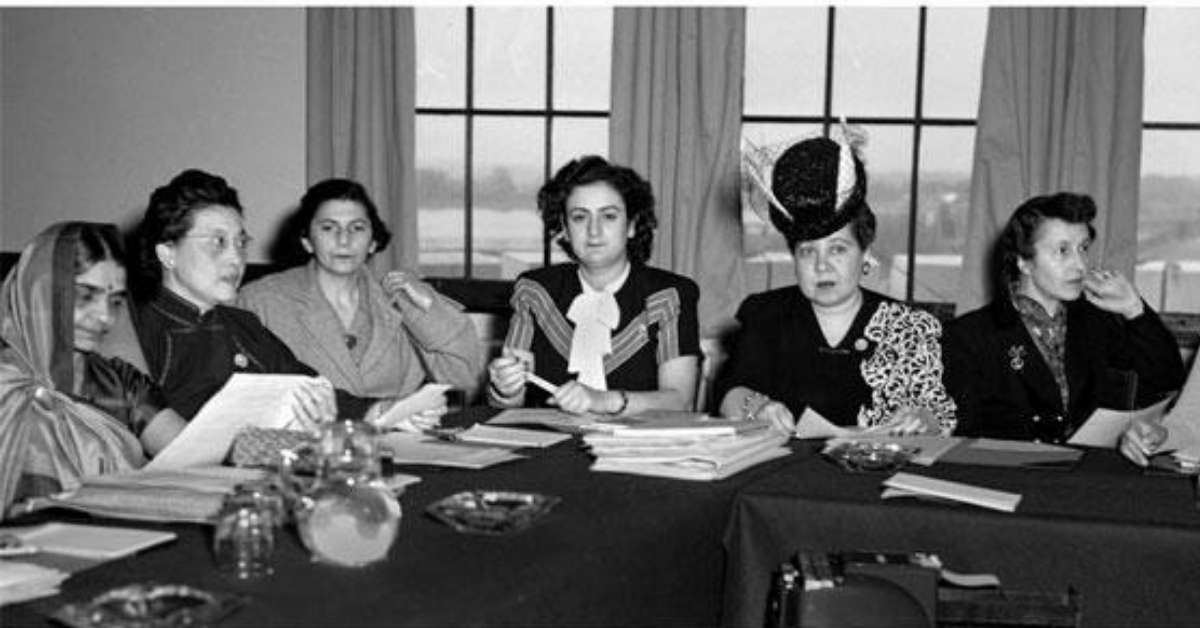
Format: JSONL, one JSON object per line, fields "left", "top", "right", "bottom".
{"left": 770, "top": 136, "right": 875, "bottom": 252}
{"left": 136, "top": 169, "right": 243, "bottom": 285}
{"left": 296, "top": 178, "right": 392, "bottom": 252}
{"left": 537, "top": 155, "right": 657, "bottom": 265}
{"left": 994, "top": 192, "right": 1097, "bottom": 295}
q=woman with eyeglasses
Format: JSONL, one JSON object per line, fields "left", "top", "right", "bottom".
{"left": 0, "top": 222, "right": 189, "bottom": 516}
{"left": 237, "top": 178, "right": 481, "bottom": 423}
{"left": 132, "top": 170, "right": 407, "bottom": 428}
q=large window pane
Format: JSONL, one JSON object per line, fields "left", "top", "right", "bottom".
{"left": 551, "top": 118, "right": 608, "bottom": 173}
{"left": 744, "top": 7, "right": 826, "bottom": 117}
{"left": 475, "top": 7, "right": 545, "bottom": 110}
{"left": 553, "top": 7, "right": 611, "bottom": 111}
{"left": 415, "top": 7, "right": 465, "bottom": 109}
{"left": 832, "top": 7, "right": 918, "bottom": 119}
{"left": 912, "top": 127, "right": 974, "bottom": 302}
{"left": 1139, "top": 130, "right": 1200, "bottom": 313}
{"left": 923, "top": 8, "right": 986, "bottom": 119}
{"left": 474, "top": 117, "right": 545, "bottom": 279}
{"left": 416, "top": 115, "right": 465, "bottom": 276}
{"left": 1144, "top": 8, "right": 1200, "bottom": 123}
{"left": 855, "top": 125, "right": 912, "bottom": 299}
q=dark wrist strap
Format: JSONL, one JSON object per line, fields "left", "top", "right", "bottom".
{"left": 610, "top": 390, "right": 630, "bottom": 415}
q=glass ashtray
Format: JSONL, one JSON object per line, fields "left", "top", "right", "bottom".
{"left": 50, "top": 583, "right": 245, "bottom": 628}
{"left": 426, "top": 490, "right": 560, "bottom": 535}
{"left": 825, "top": 440, "right": 918, "bottom": 474}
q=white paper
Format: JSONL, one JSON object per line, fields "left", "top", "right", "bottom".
{"left": 457, "top": 425, "right": 571, "bottom": 449}
{"left": 146, "top": 374, "right": 315, "bottom": 470}
{"left": 378, "top": 432, "right": 526, "bottom": 469}
{"left": 0, "top": 560, "right": 69, "bottom": 607}
{"left": 1068, "top": 396, "right": 1172, "bottom": 448}
{"left": 15, "top": 523, "right": 176, "bottom": 559}
{"left": 882, "top": 472, "right": 1022, "bottom": 512}
{"left": 794, "top": 407, "right": 893, "bottom": 440}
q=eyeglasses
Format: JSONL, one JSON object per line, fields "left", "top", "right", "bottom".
{"left": 178, "top": 232, "right": 253, "bottom": 257}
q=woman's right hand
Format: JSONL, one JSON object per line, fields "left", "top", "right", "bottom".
{"left": 372, "top": 383, "right": 451, "bottom": 432}
{"left": 488, "top": 348, "right": 533, "bottom": 399}
{"left": 755, "top": 401, "right": 796, "bottom": 434}
{"left": 1119, "top": 418, "right": 1168, "bottom": 466}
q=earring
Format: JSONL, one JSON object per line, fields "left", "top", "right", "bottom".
{"left": 861, "top": 262, "right": 871, "bottom": 277}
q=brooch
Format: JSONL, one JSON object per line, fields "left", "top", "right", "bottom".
{"left": 1007, "top": 345, "right": 1025, "bottom": 372}
{"left": 233, "top": 353, "right": 249, "bottom": 369}
{"left": 853, "top": 338, "right": 869, "bottom": 352}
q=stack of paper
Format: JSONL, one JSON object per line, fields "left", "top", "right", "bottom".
{"left": 0, "top": 560, "right": 68, "bottom": 606}
{"left": 22, "top": 466, "right": 268, "bottom": 523}
{"left": 379, "top": 432, "right": 526, "bottom": 469}
{"left": 583, "top": 413, "right": 791, "bottom": 481}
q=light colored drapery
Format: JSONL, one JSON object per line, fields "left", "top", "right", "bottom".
{"left": 956, "top": 7, "right": 1145, "bottom": 313}
{"left": 609, "top": 7, "right": 747, "bottom": 338}
{"left": 306, "top": 8, "right": 418, "bottom": 271}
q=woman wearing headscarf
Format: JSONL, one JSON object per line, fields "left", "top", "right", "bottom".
{"left": 486, "top": 156, "right": 701, "bottom": 416}
{"left": 0, "top": 222, "right": 187, "bottom": 517}
{"left": 718, "top": 132, "right": 956, "bottom": 435}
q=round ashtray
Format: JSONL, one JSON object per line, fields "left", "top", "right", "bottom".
{"left": 825, "top": 440, "right": 917, "bottom": 473}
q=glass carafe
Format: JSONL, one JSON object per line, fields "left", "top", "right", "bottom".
{"left": 280, "top": 420, "right": 401, "bottom": 567}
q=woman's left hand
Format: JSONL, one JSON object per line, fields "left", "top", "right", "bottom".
{"left": 373, "top": 383, "right": 451, "bottom": 432}
{"left": 1083, "top": 269, "right": 1143, "bottom": 319}
{"left": 383, "top": 270, "right": 434, "bottom": 310}
{"left": 886, "top": 406, "right": 938, "bottom": 436}
{"left": 549, "top": 380, "right": 605, "bottom": 415}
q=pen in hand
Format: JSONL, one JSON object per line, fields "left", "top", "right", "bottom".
{"left": 525, "top": 372, "right": 560, "bottom": 395}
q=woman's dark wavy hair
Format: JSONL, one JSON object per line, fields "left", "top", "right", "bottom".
{"left": 994, "top": 192, "right": 1097, "bottom": 297}
{"left": 136, "top": 169, "right": 243, "bottom": 286}
{"left": 537, "top": 155, "right": 657, "bottom": 265}
{"left": 296, "top": 178, "right": 392, "bottom": 252}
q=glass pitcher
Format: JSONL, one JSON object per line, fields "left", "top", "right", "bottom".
{"left": 280, "top": 420, "right": 401, "bottom": 567}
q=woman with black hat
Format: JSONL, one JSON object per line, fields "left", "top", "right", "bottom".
{"left": 718, "top": 133, "right": 956, "bottom": 435}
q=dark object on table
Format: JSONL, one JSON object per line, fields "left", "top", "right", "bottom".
{"left": 426, "top": 490, "right": 560, "bottom": 535}
{"left": 766, "top": 552, "right": 933, "bottom": 628}
{"left": 50, "top": 582, "right": 245, "bottom": 628}
{"left": 937, "top": 587, "right": 1081, "bottom": 627}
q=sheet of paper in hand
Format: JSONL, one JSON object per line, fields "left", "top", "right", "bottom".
{"left": 146, "top": 374, "right": 315, "bottom": 470}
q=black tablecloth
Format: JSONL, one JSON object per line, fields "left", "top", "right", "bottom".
{"left": 3, "top": 408, "right": 796, "bottom": 627}
{"left": 722, "top": 442, "right": 1200, "bottom": 628}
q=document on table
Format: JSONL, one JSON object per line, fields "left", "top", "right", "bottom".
{"left": 1068, "top": 396, "right": 1173, "bottom": 448}
{"left": 13, "top": 523, "right": 176, "bottom": 560}
{"left": 146, "top": 373, "right": 315, "bottom": 470}
{"left": 379, "top": 432, "right": 527, "bottom": 469}
{"left": 486, "top": 408, "right": 613, "bottom": 433}
{"left": 939, "top": 438, "right": 1082, "bottom": 469}
{"left": 456, "top": 425, "right": 571, "bottom": 449}
{"left": 0, "top": 560, "right": 69, "bottom": 607}
{"left": 882, "top": 472, "right": 1022, "bottom": 512}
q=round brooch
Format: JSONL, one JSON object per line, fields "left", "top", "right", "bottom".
{"left": 233, "top": 353, "right": 249, "bottom": 369}
{"left": 853, "top": 338, "right": 869, "bottom": 352}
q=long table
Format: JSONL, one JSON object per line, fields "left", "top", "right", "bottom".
{"left": 3, "top": 410, "right": 795, "bottom": 627}
{"left": 722, "top": 443, "right": 1200, "bottom": 628}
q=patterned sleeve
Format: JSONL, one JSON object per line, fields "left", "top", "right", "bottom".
{"left": 860, "top": 303, "right": 957, "bottom": 435}
{"left": 651, "top": 276, "right": 701, "bottom": 364}
{"left": 504, "top": 276, "right": 541, "bottom": 353}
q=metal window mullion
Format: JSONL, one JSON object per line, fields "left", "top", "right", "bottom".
{"left": 543, "top": 7, "right": 555, "bottom": 268}
{"left": 823, "top": 7, "right": 836, "bottom": 136}
{"left": 904, "top": 7, "right": 928, "bottom": 303}
{"left": 464, "top": 7, "right": 476, "bottom": 278}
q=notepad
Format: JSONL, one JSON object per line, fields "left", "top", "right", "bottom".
{"left": 456, "top": 425, "right": 571, "bottom": 449}
{"left": 882, "top": 472, "right": 1022, "bottom": 512}
{"left": 14, "top": 523, "right": 176, "bottom": 560}
{"left": 608, "top": 411, "right": 771, "bottom": 438}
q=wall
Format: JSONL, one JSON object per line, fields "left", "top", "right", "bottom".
{"left": 0, "top": 7, "right": 305, "bottom": 260}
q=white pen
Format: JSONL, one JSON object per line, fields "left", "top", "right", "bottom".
{"left": 525, "top": 372, "right": 560, "bottom": 395}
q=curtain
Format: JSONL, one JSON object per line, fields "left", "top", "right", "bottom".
{"left": 956, "top": 7, "right": 1145, "bottom": 313}
{"left": 307, "top": 8, "right": 418, "bottom": 271}
{"left": 609, "top": 7, "right": 747, "bottom": 338}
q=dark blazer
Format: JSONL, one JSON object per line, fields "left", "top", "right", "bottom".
{"left": 944, "top": 297, "right": 1184, "bottom": 443}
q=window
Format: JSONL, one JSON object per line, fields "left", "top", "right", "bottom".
{"left": 1140, "top": 8, "right": 1200, "bottom": 314}
{"left": 742, "top": 7, "right": 987, "bottom": 303}
{"left": 414, "top": 7, "right": 612, "bottom": 279}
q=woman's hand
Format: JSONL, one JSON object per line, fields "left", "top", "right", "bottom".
{"left": 372, "top": 383, "right": 451, "bottom": 432}
{"left": 755, "top": 401, "right": 796, "bottom": 434}
{"left": 549, "top": 380, "right": 607, "bottom": 415}
{"left": 886, "top": 406, "right": 939, "bottom": 436}
{"left": 1083, "top": 269, "right": 1143, "bottom": 319}
{"left": 1119, "top": 418, "right": 1168, "bottom": 466}
{"left": 382, "top": 269, "right": 434, "bottom": 311}
{"left": 488, "top": 348, "right": 533, "bottom": 400}
{"left": 287, "top": 376, "right": 337, "bottom": 431}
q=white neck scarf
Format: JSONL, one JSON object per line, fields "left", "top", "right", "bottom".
{"left": 565, "top": 263, "right": 631, "bottom": 390}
